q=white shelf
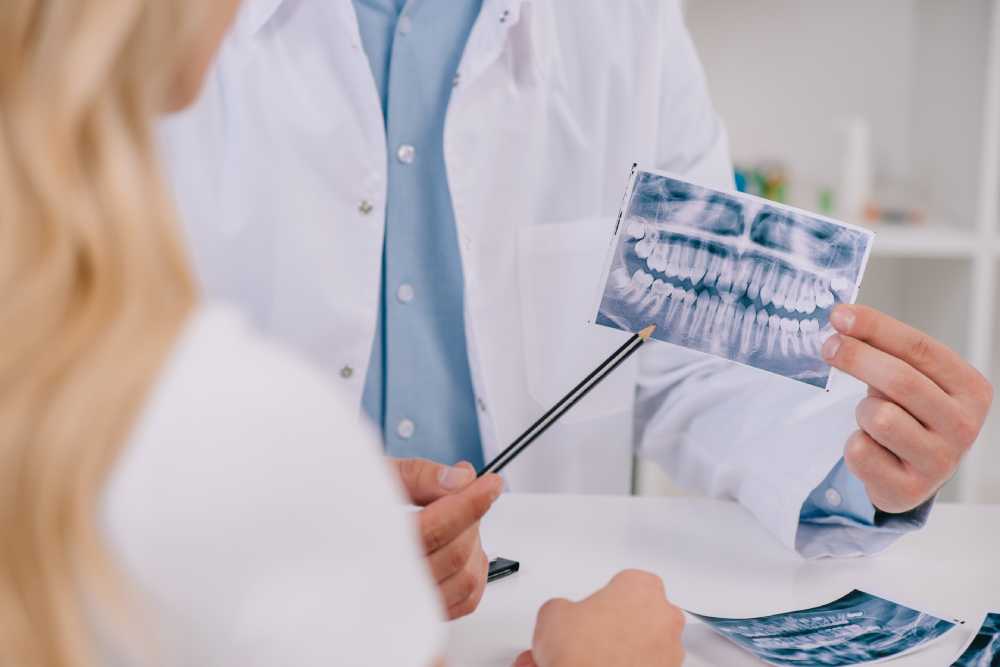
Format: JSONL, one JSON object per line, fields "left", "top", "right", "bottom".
{"left": 681, "top": 0, "right": 1000, "bottom": 504}
{"left": 864, "top": 222, "right": 983, "bottom": 258}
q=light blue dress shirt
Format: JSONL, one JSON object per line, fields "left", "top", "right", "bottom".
{"left": 352, "top": 0, "right": 927, "bottom": 553}
{"left": 798, "top": 457, "right": 932, "bottom": 557}
{"left": 356, "top": 0, "right": 486, "bottom": 469}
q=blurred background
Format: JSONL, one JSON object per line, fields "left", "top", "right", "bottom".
{"left": 640, "top": 0, "right": 999, "bottom": 504}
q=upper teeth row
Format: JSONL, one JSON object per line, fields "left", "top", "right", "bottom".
{"left": 629, "top": 236, "right": 849, "bottom": 313}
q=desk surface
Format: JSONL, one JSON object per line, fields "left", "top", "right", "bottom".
{"left": 449, "top": 494, "right": 1000, "bottom": 666}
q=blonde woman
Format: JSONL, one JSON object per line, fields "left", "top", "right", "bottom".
{"left": 0, "top": 1, "right": 687, "bottom": 666}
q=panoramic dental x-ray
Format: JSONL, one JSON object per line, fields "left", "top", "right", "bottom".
{"left": 594, "top": 168, "right": 874, "bottom": 389}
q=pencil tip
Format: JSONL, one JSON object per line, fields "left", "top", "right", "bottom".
{"left": 638, "top": 324, "right": 656, "bottom": 340}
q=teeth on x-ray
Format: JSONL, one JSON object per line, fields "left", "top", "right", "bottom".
{"left": 596, "top": 170, "right": 874, "bottom": 389}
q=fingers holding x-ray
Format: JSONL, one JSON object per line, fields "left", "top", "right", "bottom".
{"left": 595, "top": 168, "right": 874, "bottom": 389}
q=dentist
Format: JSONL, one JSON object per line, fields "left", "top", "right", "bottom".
{"left": 161, "top": 0, "right": 991, "bottom": 606}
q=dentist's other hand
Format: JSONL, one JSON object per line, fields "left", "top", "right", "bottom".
{"left": 822, "top": 304, "right": 993, "bottom": 514}
{"left": 391, "top": 458, "right": 503, "bottom": 619}
{"left": 513, "top": 569, "right": 685, "bottom": 667}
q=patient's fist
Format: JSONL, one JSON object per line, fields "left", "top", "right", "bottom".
{"left": 515, "top": 570, "right": 685, "bottom": 667}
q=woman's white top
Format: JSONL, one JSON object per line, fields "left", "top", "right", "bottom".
{"left": 101, "top": 306, "right": 445, "bottom": 666}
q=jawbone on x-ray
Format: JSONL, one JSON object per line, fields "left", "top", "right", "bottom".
{"left": 950, "top": 613, "right": 1000, "bottom": 666}
{"left": 594, "top": 168, "right": 874, "bottom": 389}
{"left": 690, "top": 589, "right": 958, "bottom": 666}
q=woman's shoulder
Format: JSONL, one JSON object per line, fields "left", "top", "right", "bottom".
{"left": 144, "top": 304, "right": 357, "bottom": 435}
{"left": 109, "top": 303, "right": 396, "bottom": 533}
{"left": 102, "top": 304, "right": 444, "bottom": 666}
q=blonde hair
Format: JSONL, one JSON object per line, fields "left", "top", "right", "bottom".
{"left": 0, "top": 1, "right": 206, "bottom": 665}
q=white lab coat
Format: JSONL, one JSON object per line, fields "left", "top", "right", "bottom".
{"left": 160, "top": 0, "right": 864, "bottom": 551}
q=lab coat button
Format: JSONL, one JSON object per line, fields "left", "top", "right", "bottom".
{"left": 397, "top": 144, "right": 416, "bottom": 165}
{"left": 358, "top": 200, "right": 374, "bottom": 215}
{"left": 397, "top": 419, "right": 415, "bottom": 439}
{"left": 476, "top": 397, "right": 487, "bottom": 412}
{"left": 340, "top": 365, "right": 354, "bottom": 379}
{"left": 397, "top": 284, "right": 415, "bottom": 304}
{"left": 398, "top": 16, "right": 413, "bottom": 35}
{"left": 824, "top": 488, "right": 843, "bottom": 508}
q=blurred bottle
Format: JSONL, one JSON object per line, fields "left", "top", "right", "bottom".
{"left": 835, "top": 116, "right": 873, "bottom": 223}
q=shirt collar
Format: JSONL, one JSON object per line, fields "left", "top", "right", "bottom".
{"left": 242, "top": 0, "right": 541, "bottom": 86}
{"left": 245, "top": 0, "right": 532, "bottom": 36}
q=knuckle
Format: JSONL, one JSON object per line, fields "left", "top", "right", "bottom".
{"left": 611, "top": 569, "right": 644, "bottom": 591}
{"left": 835, "top": 339, "right": 856, "bottom": 367}
{"left": 642, "top": 572, "right": 667, "bottom": 596}
{"left": 886, "top": 371, "right": 916, "bottom": 399}
{"left": 907, "top": 335, "right": 933, "bottom": 366}
{"left": 459, "top": 570, "right": 478, "bottom": 599}
{"left": 397, "top": 457, "right": 420, "bottom": 482}
{"left": 953, "top": 410, "right": 982, "bottom": 448}
{"left": 422, "top": 521, "right": 446, "bottom": 553}
{"left": 871, "top": 402, "right": 898, "bottom": 437}
{"left": 979, "top": 376, "right": 995, "bottom": 410}
{"left": 900, "top": 476, "right": 929, "bottom": 510}
{"left": 844, "top": 431, "right": 870, "bottom": 468}
{"left": 923, "top": 448, "right": 950, "bottom": 479}
{"left": 538, "top": 598, "right": 571, "bottom": 622}
{"left": 867, "top": 488, "right": 894, "bottom": 513}
{"left": 850, "top": 305, "right": 874, "bottom": 332}
{"left": 667, "top": 604, "right": 686, "bottom": 633}
{"left": 616, "top": 568, "right": 651, "bottom": 584}
{"left": 450, "top": 596, "right": 476, "bottom": 619}
{"left": 872, "top": 480, "right": 913, "bottom": 514}
{"left": 448, "top": 542, "right": 471, "bottom": 573}
{"left": 473, "top": 491, "right": 493, "bottom": 518}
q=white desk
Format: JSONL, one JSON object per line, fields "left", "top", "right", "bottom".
{"left": 448, "top": 494, "right": 1000, "bottom": 666}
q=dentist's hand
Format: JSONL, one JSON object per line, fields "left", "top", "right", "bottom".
{"left": 822, "top": 304, "right": 993, "bottom": 514}
{"left": 513, "top": 569, "right": 685, "bottom": 667}
{"left": 390, "top": 458, "right": 503, "bottom": 620}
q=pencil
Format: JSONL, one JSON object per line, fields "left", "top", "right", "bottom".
{"left": 477, "top": 324, "right": 656, "bottom": 477}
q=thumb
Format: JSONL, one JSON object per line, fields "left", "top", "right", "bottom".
{"left": 391, "top": 457, "right": 476, "bottom": 505}
{"left": 512, "top": 651, "right": 538, "bottom": 667}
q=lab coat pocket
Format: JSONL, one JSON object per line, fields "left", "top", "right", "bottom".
{"left": 517, "top": 220, "right": 636, "bottom": 423}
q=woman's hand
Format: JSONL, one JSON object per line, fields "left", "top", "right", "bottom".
{"left": 514, "top": 569, "right": 685, "bottom": 667}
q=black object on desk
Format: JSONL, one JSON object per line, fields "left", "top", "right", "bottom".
{"left": 487, "top": 557, "right": 520, "bottom": 583}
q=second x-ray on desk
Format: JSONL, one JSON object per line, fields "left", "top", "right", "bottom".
{"left": 592, "top": 166, "right": 875, "bottom": 390}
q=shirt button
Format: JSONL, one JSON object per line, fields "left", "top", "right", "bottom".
{"left": 358, "top": 200, "right": 374, "bottom": 215}
{"left": 397, "top": 144, "right": 416, "bottom": 165}
{"left": 396, "top": 283, "right": 415, "bottom": 304}
{"left": 824, "top": 488, "right": 843, "bottom": 508}
{"left": 398, "top": 16, "right": 413, "bottom": 35}
{"left": 397, "top": 419, "right": 415, "bottom": 440}
{"left": 340, "top": 365, "right": 354, "bottom": 379}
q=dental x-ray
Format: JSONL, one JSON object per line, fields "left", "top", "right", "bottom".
{"left": 689, "top": 589, "right": 958, "bottom": 666}
{"left": 593, "top": 167, "right": 874, "bottom": 389}
{"left": 951, "top": 613, "right": 1000, "bottom": 666}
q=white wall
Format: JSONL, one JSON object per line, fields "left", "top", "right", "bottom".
{"left": 637, "top": 1, "right": 999, "bottom": 502}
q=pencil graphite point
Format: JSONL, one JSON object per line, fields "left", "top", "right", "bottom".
{"left": 638, "top": 324, "right": 656, "bottom": 340}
